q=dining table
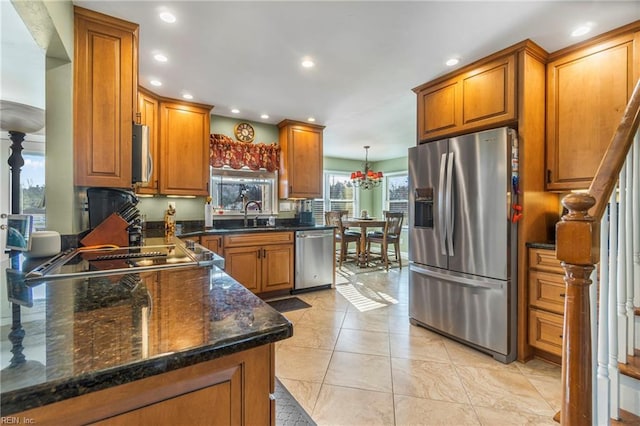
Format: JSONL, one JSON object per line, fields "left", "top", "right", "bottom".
{"left": 342, "top": 218, "right": 386, "bottom": 267}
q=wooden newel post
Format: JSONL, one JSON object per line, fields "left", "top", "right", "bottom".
{"left": 555, "top": 193, "right": 599, "bottom": 426}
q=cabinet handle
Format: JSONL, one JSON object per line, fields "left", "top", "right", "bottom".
{"left": 263, "top": 248, "right": 267, "bottom": 258}
{"left": 257, "top": 249, "right": 261, "bottom": 259}
{"left": 559, "top": 335, "right": 563, "bottom": 339}
{"left": 546, "top": 170, "right": 552, "bottom": 184}
{"left": 560, "top": 293, "right": 566, "bottom": 297}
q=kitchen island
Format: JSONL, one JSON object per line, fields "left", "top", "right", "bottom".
{"left": 0, "top": 254, "right": 292, "bottom": 424}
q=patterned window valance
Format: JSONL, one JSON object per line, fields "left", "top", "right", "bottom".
{"left": 209, "top": 134, "right": 281, "bottom": 172}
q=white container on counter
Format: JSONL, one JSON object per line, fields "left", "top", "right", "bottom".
{"left": 25, "top": 231, "right": 61, "bottom": 258}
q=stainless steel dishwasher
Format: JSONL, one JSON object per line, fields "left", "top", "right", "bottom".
{"left": 294, "top": 229, "right": 334, "bottom": 293}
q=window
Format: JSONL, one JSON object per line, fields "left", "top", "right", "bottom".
{"left": 21, "top": 152, "right": 46, "bottom": 230}
{"left": 210, "top": 168, "right": 276, "bottom": 215}
{"left": 312, "top": 172, "right": 358, "bottom": 225}
{"left": 385, "top": 173, "right": 408, "bottom": 223}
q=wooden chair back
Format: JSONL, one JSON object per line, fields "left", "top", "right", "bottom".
{"left": 325, "top": 210, "right": 348, "bottom": 233}
{"left": 383, "top": 211, "right": 404, "bottom": 237}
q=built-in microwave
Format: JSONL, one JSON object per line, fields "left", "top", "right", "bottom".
{"left": 132, "top": 123, "right": 151, "bottom": 184}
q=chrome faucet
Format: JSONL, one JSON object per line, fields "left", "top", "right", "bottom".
{"left": 244, "top": 201, "right": 262, "bottom": 227}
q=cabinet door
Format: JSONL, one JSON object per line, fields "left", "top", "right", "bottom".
{"left": 528, "top": 308, "right": 564, "bottom": 357}
{"left": 261, "top": 244, "right": 294, "bottom": 292}
{"left": 136, "top": 87, "right": 159, "bottom": 194}
{"left": 278, "top": 121, "right": 324, "bottom": 198}
{"left": 159, "top": 101, "right": 212, "bottom": 196}
{"left": 74, "top": 7, "right": 138, "bottom": 188}
{"left": 416, "top": 79, "right": 460, "bottom": 141}
{"left": 201, "top": 235, "right": 224, "bottom": 255}
{"left": 546, "top": 32, "right": 638, "bottom": 190}
{"left": 224, "top": 246, "right": 262, "bottom": 293}
{"left": 461, "top": 54, "right": 516, "bottom": 127}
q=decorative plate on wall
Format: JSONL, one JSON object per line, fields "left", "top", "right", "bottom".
{"left": 234, "top": 122, "right": 255, "bottom": 143}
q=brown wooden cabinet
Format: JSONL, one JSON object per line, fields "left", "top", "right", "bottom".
{"left": 545, "top": 23, "right": 640, "bottom": 191}
{"left": 73, "top": 6, "right": 138, "bottom": 188}
{"left": 159, "top": 100, "right": 213, "bottom": 196}
{"left": 527, "top": 247, "right": 565, "bottom": 360}
{"left": 224, "top": 232, "right": 294, "bottom": 294}
{"left": 278, "top": 120, "right": 325, "bottom": 199}
{"left": 135, "top": 87, "right": 160, "bottom": 194}
{"left": 200, "top": 234, "right": 224, "bottom": 256}
{"left": 17, "top": 344, "right": 275, "bottom": 426}
{"left": 413, "top": 52, "right": 516, "bottom": 142}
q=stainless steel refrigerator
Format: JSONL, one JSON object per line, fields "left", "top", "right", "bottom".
{"left": 408, "top": 127, "right": 518, "bottom": 363}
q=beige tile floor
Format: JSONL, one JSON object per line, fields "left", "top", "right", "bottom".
{"left": 275, "top": 266, "right": 561, "bottom": 426}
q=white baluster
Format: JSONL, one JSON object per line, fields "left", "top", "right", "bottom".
{"left": 626, "top": 146, "right": 635, "bottom": 358}
{"left": 597, "top": 205, "right": 610, "bottom": 426}
{"left": 633, "top": 133, "right": 640, "bottom": 314}
{"left": 609, "top": 188, "right": 620, "bottom": 420}
{"left": 618, "top": 163, "right": 628, "bottom": 365}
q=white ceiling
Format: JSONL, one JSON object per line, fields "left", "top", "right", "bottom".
{"left": 5, "top": 1, "right": 640, "bottom": 161}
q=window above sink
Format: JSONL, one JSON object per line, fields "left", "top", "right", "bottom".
{"left": 209, "top": 167, "right": 277, "bottom": 216}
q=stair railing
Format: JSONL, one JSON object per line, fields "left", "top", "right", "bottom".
{"left": 594, "top": 128, "right": 639, "bottom": 425}
{"left": 555, "top": 78, "right": 640, "bottom": 425}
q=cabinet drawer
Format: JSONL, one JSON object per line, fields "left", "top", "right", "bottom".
{"left": 528, "top": 271, "right": 566, "bottom": 314}
{"left": 224, "top": 232, "right": 293, "bottom": 248}
{"left": 528, "top": 248, "right": 564, "bottom": 274}
{"left": 529, "top": 308, "right": 564, "bottom": 357}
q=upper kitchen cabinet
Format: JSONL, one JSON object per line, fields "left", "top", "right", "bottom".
{"left": 413, "top": 49, "right": 520, "bottom": 142}
{"left": 74, "top": 7, "right": 138, "bottom": 188}
{"left": 135, "top": 87, "right": 159, "bottom": 195}
{"left": 159, "top": 100, "right": 213, "bottom": 196}
{"left": 545, "top": 22, "right": 640, "bottom": 191}
{"left": 278, "top": 120, "right": 325, "bottom": 199}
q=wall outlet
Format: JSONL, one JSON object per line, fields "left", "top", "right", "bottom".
{"left": 168, "top": 201, "right": 176, "bottom": 210}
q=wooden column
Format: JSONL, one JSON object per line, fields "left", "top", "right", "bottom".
{"left": 555, "top": 193, "right": 599, "bottom": 425}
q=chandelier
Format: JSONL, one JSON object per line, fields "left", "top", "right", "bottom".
{"left": 350, "top": 145, "right": 383, "bottom": 190}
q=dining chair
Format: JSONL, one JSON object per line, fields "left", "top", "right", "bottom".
{"left": 325, "top": 210, "right": 360, "bottom": 267}
{"left": 366, "top": 211, "right": 404, "bottom": 270}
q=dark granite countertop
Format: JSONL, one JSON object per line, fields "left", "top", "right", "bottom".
{"left": 0, "top": 255, "right": 292, "bottom": 415}
{"left": 526, "top": 241, "right": 556, "bottom": 250}
{"left": 179, "top": 223, "right": 335, "bottom": 238}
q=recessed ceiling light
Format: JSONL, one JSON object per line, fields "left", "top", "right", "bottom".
{"left": 159, "top": 12, "right": 176, "bottom": 23}
{"left": 150, "top": 79, "right": 162, "bottom": 87}
{"left": 154, "top": 53, "right": 168, "bottom": 62}
{"left": 307, "top": 117, "right": 316, "bottom": 122}
{"left": 445, "top": 58, "right": 460, "bottom": 67}
{"left": 301, "top": 57, "right": 315, "bottom": 68}
{"left": 260, "top": 114, "right": 269, "bottom": 119}
{"left": 571, "top": 23, "right": 593, "bottom": 37}
{"left": 231, "top": 108, "right": 240, "bottom": 114}
{"left": 182, "top": 93, "right": 193, "bottom": 100}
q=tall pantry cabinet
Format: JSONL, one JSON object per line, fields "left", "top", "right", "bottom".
{"left": 73, "top": 7, "right": 138, "bottom": 188}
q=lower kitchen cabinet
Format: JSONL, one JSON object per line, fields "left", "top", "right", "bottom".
{"left": 527, "top": 247, "right": 565, "bottom": 360}
{"left": 17, "top": 344, "right": 276, "bottom": 425}
{"left": 223, "top": 232, "right": 294, "bottom": 294}
{"left": 200, "top": 234, "right": 224, "bottom": 256}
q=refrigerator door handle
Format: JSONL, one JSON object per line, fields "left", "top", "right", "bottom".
{"left": 410, "top": 264, "right": 505, "bottom": 290}
{"left": 438, "top": 153, "right": 448, "bottom": 256}
{"left": 445, "top": 152, "right": 455, "bottom": 256}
